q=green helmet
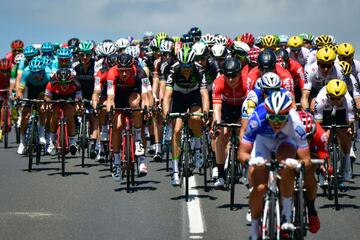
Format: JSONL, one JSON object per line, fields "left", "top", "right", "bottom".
{"left": 156, "top": 32, "right": 168, "bottom": 47}
{"left": 177, "top": 46, "right": 195, "bottom": 64}
{"left": 299, "top": 33, "right": 314, "bottom": 42}
{"left": 78, "top": 40, "right": 94, "bottom": 54}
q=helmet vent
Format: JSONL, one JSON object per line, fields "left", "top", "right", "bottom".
{"left": 335, "top": 90, "right": 340, "bottom": 95}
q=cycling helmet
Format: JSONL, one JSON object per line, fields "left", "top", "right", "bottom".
{"left": 41, "top": 42, "right": 54, "bottom": 54}
{"left": 0, "top": 58, "right": 12, "bottom": 71}
{"left": 241, "top": 33, "right": 255, "bottom": 47}
{"left": 338, "top": 61, "right": 352, "bottom": 77}
{"left": 67, "top": 38, "right": 80, "bottom": 51}
{"left": 299, "top": 33, "right": 314, "bottom": 42}
{"left": 125, "top": 46, "right": 140, "bottom": 58}
{"left": 257, "top": 49, "right": 277, "bottom": 71}
{"left": 143, "top": 31, "right": 154, "bottom": 41}
{"left": 53, "top": 42, "right": 61, "bottom": 50}
{"left": 149, "top": 38, "right": 161, "bottom": 52}
{"left": 298, "top": 111, "right": 316, "bottom": 137}
{"left": 326, "top": 79, "right": 347, "bottom": 97}
{"left": 127, "top": 36, "right": 134, "bottom": 44}
{"left": 79, "top": 41, "right": 94, "bottom": 54}
{"left": 275, "top": 48, "right": 290, "bottom": 67}
{"left": 160, "top": 40, "right": 174, "bottom": 53}
{"left": 23, "top": 46, "right": 39, "bottom": 58}
{"left": 172, "top": 36, "right": 181, "bottom": 43}
{"left": 336, "top": 43, "right": 355, "bottom": 57}
{"left": 261, "top": 72, "right": 281, "bottom": 89}
{"left": 201, "top": 34, "right": 215, "bottom": 46}
{"left": 156, "top": 32, "right": 168, "bottom": 40}
{"left": 233, "top": 41, "right": 250, "bottom": 55}
{"left": 246, "top": 48, "right": 261, "bottom": 66}
{"left": 181, "top": 34, "right": 193, "bottom": 44}
{"left": 188, "top": 27, "right": 202, "bottom": 40}
{"left": 192, "top": 41, "right": 208, "bottom": 56}
{"left": 222, "top": 57, "right": 241, "bottom": 76}
{"left": 323, "top": 44, "right": 337, "bottom": 53}
{"left": 264, "top": 91, "right": 292, "bottom": 115}
{"left": 115, "top": 53, "right": 134, "bottom": 68}
{"left": 278, "top": 34, "right": 289, "bottom": 44}
{"left": 215, "top": 35, "right": 228, "bottom": 46}
{"left": 99, "top": 41, "right": 118, "bottom": 56}
{"left": 177, "top": 47, "right": 196, "bottom": 64}
{"left": 315, "top": 35, "right": 333, "bottom": 48}
{"left": 115, "top": 38, "right": 130, "bottom": 49}
{"left": 11, "top": 40, "right": 24, "bottom": 50}
{"left": 316, "top": 46, "right": 336, "bottom": 62}
{"left": 287, "top": 36, "right": 303, "bottom": 48}
{"left": 254, "top": 35, "right": 263, "bottom": 46}
{"left": 43, "top": 56, "right": 52, "bottom": 67}
{"left": 262, "top": 35, "right": 277, "bottom": 49}
{"left": 211, "top": 44, "right": 226, "bottom": 59}
{"left": 29, "top": 56, "right": 46, "bottom": 72}
{"left": 103, "top": 54, "right": 117, "bottom": 68}
{"left": 54, "top": 68, "right": 73, "bottom": 84}
{"left": 56, "top": 47, "right": 73, "bottom": 59}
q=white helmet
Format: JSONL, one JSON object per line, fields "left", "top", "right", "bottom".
{"left": 125, "top": 46, "right": 140, "bottom": 58}
{"left": 215, "top": 35, "right": 228, "bottom": 46}
{"left": 233, "top": 41, "right": 250, "bottom": 54}
{"left": 201, "top": 34, "right": 215, "bottom": 46}
{"left": 211, "top": 44, "right": 226, "bottom": 58}
{"left": 261, "top": 72, "right": 281, "bottom": 89}
{"left": 192, "top": 41, "right": 207, "bottom": 56}
{"left": 159, "top": 40, "right": 174, "bottom": 53}
{"left": 14, "top": 53, "right": 25, "bottom": 64}
{"left": 115, "top": 38, "right": 130, "bottom": 49}
{"left": 99, "top": 42, "right": 117, "bottom": 56}
{"left": 264, "top": 91, "right": 292, "bottom": 115}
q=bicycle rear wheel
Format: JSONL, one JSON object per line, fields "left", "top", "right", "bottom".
{"left": 294, "top": 175, "right": 306, "bottom": 239}
{"left": 184, "top": 140, "right": 190, "bottom": 202}
{"left": 81, "top": 114, "right": 86, "bottom": 168}
{"left": 125, "top": 132, "right": 131, "bottom": 193}
{"left": 202, "top": 131, "right": 209, "bottom": 192}
{"left": 230, "top": 145, "right": 236, "bottom": 210}
{"left": 60, "top": 120, "right": 66, "bottom": 176}
{"left": 3, "top": 106, "right": 9, "bottom": 149}
{"left": 34, "top": 124, "right": 41, "bottom": 165}
{"left": 331, "top": 143, "right": 340, "bottom": 210}
{"left": 268, "top": 193, "right": 277, "bottom": 239}
{"left": 28, "top": 121, "right": 35, "bottom": 172}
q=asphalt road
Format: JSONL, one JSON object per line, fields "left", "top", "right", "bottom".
{"left": 0, "top": 133, "right": 359, "bottom": 240}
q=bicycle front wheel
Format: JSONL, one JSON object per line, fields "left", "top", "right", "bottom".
{"left": 125, "top": 132, "right": 131, "bottom": 193}
{"left": 81, "top": 114, "right": 86, "bottom": 168}
{"left": 230, "top": 145, "right": 236, "bottom": 210}
{"left": 60, "top": 120, "right": 66, "bottom": 176}
{"left": 331, "top": 143, "right": 340, "bottom": 210}
{"left": 28, "top": 121, "right": 35, "bottom": 172}
{"left": 3, "top": 106, "right": 8, "bottom": 149}
{"left": 184, "top": 140, "right": 190, "bottom": 202}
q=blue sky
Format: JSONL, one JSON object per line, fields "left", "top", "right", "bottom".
{"left": 1, "top": 0, "right": 359, "bottom": 58}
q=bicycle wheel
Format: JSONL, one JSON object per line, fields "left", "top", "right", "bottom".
{"left": 268, "top": 193, "right": 276, "bottom": 239}
{"left": 81, "top": 114, "right": 86, "bottom": 168}
{"left": 28, "top": 121, "right": 35, "bottom": 172}
{"left": 184, "top": 139, "right": 190, "bottom": 202}
{"left": 15, "top": 122, "right": 20, "bottom": 144}
{"left": 60, "top": 120, "right": 66, "bottom": 176}
{"left": 294, "top": 174, "right": 305, "bottom": 239}
{"left": 202, "top": 131, "right": 208, "bottom": 192}
{"left": 230, "top": 145, "right": 236, "bottom": 210}
{"left": 125, "top": 131, "right": 131, "bottom": 193}
{"left": 3, "top": 106, "right": 8, "bottom": 149}
{"left": 34, "top": 124, "right": 41, "bottom": 165}
{"left": 165, "top": 142, "right": 170, "bottom": 172}
{"left": 331, "top": 143, "right": 340, "bottom": 210}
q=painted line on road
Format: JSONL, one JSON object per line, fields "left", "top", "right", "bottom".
{"left": 187, "top": 176, "right": 205, "bottom": 239}
{"left": 3, "top": 211, "right": 54, "bottom": 219}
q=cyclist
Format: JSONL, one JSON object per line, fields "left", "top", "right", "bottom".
{"left": 55, "top": 48, "right": 74, "bottom": 70}
{"left": 45, "top": 69, "right": 82, "bottom": 155}
{"left": 188, "top": 27, "right": 202, "bottom": 43}
{"left": 338, "top": 61, "right": 360, "bottom": 107}
{"left": 67, "top": 37, "right": 80, "bottom": 62}
{"left": 247, "top": 49, "right": 294, "bottom": 95}
{"left": 231, "top": 41, "right": 250, "bottom": 67}
{"left": 212, "top": 57, "right": 247, "bottom": 188}
{"left": 301, "top": 46, "right": 344, "bottom": 111}
{"left": 306, "top": 34, "right": 334, "bottom": 68}
{"left": 278, "top": 34, "right": 289, "bottom": 49}
{"left": 242, "top": 48, "right": 260, "bottom": 90}
{"left": 16, "top": 56, "right": 52, "bottom": 154}
{"left": 162, "top": 47, "right": 209, "bottom": 186}
{"left": 0, "top": 59, "right": 12, "bottom": 141}
{"left": 299, "top": 33, "right": 314, "bottom": 50}
{"left": 6, "top": 40, "right": 24, "bottom": 64}
{"left": 314, "top": 79, "right": 354, "bottom": 180}
{"left": 106, "top": 53, "right": 151, "bottom": 182}
{"left": 240, "top": 33, "right": 255, "bottom": 48}
{"left": 41, "top": 42, "right": 58, "bottom": 70}
{"left": 276, "top": 48, "right": 305, "bottom": 102}
{"left": 287, "top": 35, "right": 310, "bottom": 67}
{"left": 238, "top": 91, "right": 317, "bottom": 239}
{"left": 336, "top": 42, "right": 360, "bottom": 78}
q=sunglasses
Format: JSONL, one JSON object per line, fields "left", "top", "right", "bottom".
{"left": 327, "top": 94, "right": 343, "bottom": 101}
{"left": 338, "top": 55, "right": 353, "bottom": 62}
{"left": 58, "top": 80, "right": 71, "bottom": 85}
{"left": 31, "top": 71, "right": 44, "bottom": 77}
{"left": 80, "top": 53, "right": 92, "bottom": 58}
{"left": 180, "top": 63, "right": 193, "bottom": 69}
{"left": 224, "top": 72, "right": 238, "bottom": 78}
{"left": 290, "top": 48, "right": 301, "bottom": 53}
{"left": 118, "top": 67, "right": 132, "bottom": 72}
{"left": 266, "top": 113, "right": 288, "bottom": 123}
{"left": 318, "top": 62, "right": 334, "bottom": 69}
{"left": 263, "top": 88, "right": 279, "bottom": 96}
{"left": 304, "top": 41, "right": 312, "bottom": 45}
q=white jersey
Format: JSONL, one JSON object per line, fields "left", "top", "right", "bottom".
{"left": 352, "top": 59, "right": 360, "bottom": 80}
{"left": 314, "top": 86, "right": 354, "bottom": 123}
{"left": 288, "top": 47, "right": 310, "bottom": 66}
{"left": 303, "top": 62, "right": 344, "bottom": 91}
{"left": 94, "top": 59, "right": 104, "bottom": 74}
{"left": 305, "top": 50, "right": 317, "bottom": 68}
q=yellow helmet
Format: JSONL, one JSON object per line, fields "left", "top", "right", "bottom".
{"left": 321, "top": 44, "right": 337, "bottom": 53}
{"left": 315, "top": 35, "right": 333, "bottom": 47}
{"left": 338, "top": 61, "right": 353, "bottom": 76}
{"left": 234, "top": 35, "right": 242, "bottom": 41}
{"left": 262, "top": 35, "right": 277, "bottom": 48}
{"left": 336, "top": 43, "right": 355, "bottom": 57}
{"left": 287, "top": 36, "right": 303, "bottom": 48}
{"left": 316, "top": 46, "right": 336, "bottom": 62}
{"left": 326, "top": 79, "right": 347, "bottom": 97}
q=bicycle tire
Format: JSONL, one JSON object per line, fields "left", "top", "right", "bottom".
{"left": 332, "top": 142, "right": 340, "bottom": 210}
{"left": 269, "top": 193, "right": 276, "bottom": 239}
{"left": 3, "top": 106, "right": 8, "bottom": 149}
{"left": 202, "top": 131, "right": 208, "bottom": 192}
{"left": 126, "top": 131, "right": 131, "bottom": 193}
{"left": 184, "top": 139, "right": 190, "bottom": 202}
{"left": 81, "top": 114, "right": 86, "bottom": 168}
{"left": 34, "top": 124, "right": 41, "bottom": 165}
{"left": 230, "top": 145, "right": 236, "bottom": 210}
{"left": 15, "top": 123, "right": 20, "bottom": 144}
{"left": 294, "top": 171, "right": 305, "bottom": 240}
{"left": 28, "top": 121, "right": 35, "bottom": 172}
{"left": 61, "top": 120, "right": 66, "bottom": 176}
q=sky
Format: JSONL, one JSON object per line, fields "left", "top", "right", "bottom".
{"left": 0, "top": 0, "right": 359, "bottom": 57}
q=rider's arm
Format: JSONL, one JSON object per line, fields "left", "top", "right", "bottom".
{"left": 106, "top": 69, "right": 116, "bottom": 112}
{"left": 301, "top": 89, "right": 311, "bottom": 110}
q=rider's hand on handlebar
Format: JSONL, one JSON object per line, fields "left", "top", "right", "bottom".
{"left": 249, "top": 157, "right": 266, "bottom": 166}
{"left": 284, "top": 158, "right": 299, "bottom": 169}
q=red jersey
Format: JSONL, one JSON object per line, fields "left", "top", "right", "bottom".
{"left": 0, "top": 73, "right": 10, "bottom": 98}
{"left": 5, "top": 52, "right": 14, "bottom": 64}
{"left": 247, "top": 64, "right": 294, "bottom": 94}
{"left": 287, "top": 58, "right": 305, "bottom": 89}
{"left": 241, "top": 64, "right": 255, "bottom": 92}
{"left": 45, "top": 81, "right": 81, "bottom": 100}
{"left": 309, "top": 122, "right": 329, "bottom": 160}
{"left": 212, "top": 74, "right": 247, "bottom": 106}
{"left": 94, "top": 68, "right": 109, "bottom": 93}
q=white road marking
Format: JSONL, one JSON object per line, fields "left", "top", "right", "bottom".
{"left": 187, "top": 176, "right": 205, "bottom": 239}
{"left": 3, "top": 212, "right": 54, "bottom": 219}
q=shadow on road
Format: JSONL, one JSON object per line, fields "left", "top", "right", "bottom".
{"left": 171, "top": 194, "right": 217, "bottom": 201}
{"left": 319, "top": 203, "right": 360, "bottom": 209}
{"left": 217, "top": 203, "right": 248, "bottom": 210}
{"left": 47, "top": 171, "right": 89, "bottom": 176}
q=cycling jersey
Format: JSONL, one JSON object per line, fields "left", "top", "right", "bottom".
{"left": 212, "top": 74, "right": 247, "bottom": 106}
{"left": 5, "top": 52, "right": 14, "bottom": 64}
{"left": 303, "top": 62, "right": 344, "bottom": 92}
{"left": 204, "top": 57, "right": 221, "bottom": 91}
{"left": 351, "top": 59, "right": 360, "bottom": 78}
{"left": 314, "top": 86, "right": 354, "bottom": 125}
{"left": 45, "top": 79, "right": 82, "bottom": 100}
{"left": 288, "top": 47, "right": 310, "bottom": 66}
{"left": 73, "top": 59, "right": 96, "bottom": 100}
{"left": 166, "top": 62, "right": 207, "bottom": 94}
{"left": 242, "top": 64, "right": 256, "bottom": 91}
{"left": 345, "top": 74, "right": 360, "bottom": 99}
{"left": 308, "top": 121, "right": 329, "bottom": 160}
{"left": 17, "top": 58, "right": 30, "bottom": 72}
{"left": 287, "top": 58, "right": 305, "bottom": 89}
{"left": 159, "top": 57, "right": 176, "bottom": 82}
{"left": 19, "top": 66, "right": 52, "bottom": 89}
{"left": 305, "top": 50, "right": 317, "bottom": 68}
{"left": 0, "top": 73, "right": 10, "bottom": 100}
{"left": 247, "top": 64, "right": 294, "bottom": 94}
{"left": 94, "top": 65, "right": 111, "bottom": 98}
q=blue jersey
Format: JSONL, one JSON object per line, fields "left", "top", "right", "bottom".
{"left": 19, "top": 66, "right": 52, "bottom": 89}
{"left": 17, "top": 58, "right": 30, "bottom": 72}
{"left": 242, "top": 104, "right": 308, "bottom": 150}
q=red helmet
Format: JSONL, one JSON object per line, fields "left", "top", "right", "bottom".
{"left": 246, "top": 48, "right": 261, "bottom": 66}
{"left": 241, "top": 33, "right": 255, "bottom": 47}
{"left": 226, "top": 36, "right": 234, "bottom": 48}
{"left": 11, "top": 40, "right": 24, "bottom": 50}
{"left": 0, "top": 58, "right": 12, "bottom": 71}
{"left": 298, "top": 111, "right": 316, "bottom": 137}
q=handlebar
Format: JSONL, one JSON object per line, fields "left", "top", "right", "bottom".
{"left": 322, "top": 124, "right": 351, "bottom": 130}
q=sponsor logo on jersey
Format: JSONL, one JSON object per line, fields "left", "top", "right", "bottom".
{"left": 295, "top": 125, "right": 307, "bottom": 140}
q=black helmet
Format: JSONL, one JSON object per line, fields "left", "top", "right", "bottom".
{"left": 115, "top": 53, "right": 134, "bottom": 68}
{"left": 188, "top": 27, "right": 202, "bottom": 40}
{"left": 257, "top": 49, "right": 277, "bottom": 71}
{"left": 54, "top": 68, "right": 73, "bottom": 84}
{"left": 181, "top": 34, "right": 193, "bottom": 44}
{"left": 275, "top": 48, "right": 290, "bottom": 62}
{"left": 222, "top": 57, "right": 241, "bottom": 77}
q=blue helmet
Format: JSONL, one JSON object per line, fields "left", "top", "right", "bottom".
{"left": 23, "top": 46, "right": 39, "bottom": 58}
{"left": 42, "top": 56, "right": 52, "bottom": 67}
{"left": 56, "top": 47, "right": 73, "bottom": 59}
{"left": 29, "top": 56, "right": 46, "bottom": 72}
{"left": 41, "top": 42, "right": 54, "bottom": 54}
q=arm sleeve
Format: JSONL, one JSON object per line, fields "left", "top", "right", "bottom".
{"left": 212, "top": 77, "right": 223, "bottom": 105}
